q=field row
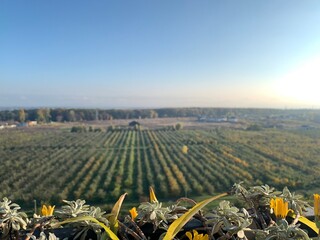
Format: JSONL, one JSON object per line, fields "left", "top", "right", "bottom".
{"left": 0, "top": 127, "right": 319, "bottom": 205}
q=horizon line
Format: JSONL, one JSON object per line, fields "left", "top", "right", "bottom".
{"left": 1, "top": 106, "right": 320, "bottom": 111}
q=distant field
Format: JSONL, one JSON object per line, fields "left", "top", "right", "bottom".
{"left": 0, "top": 120, "right": 319, "bottom": 207}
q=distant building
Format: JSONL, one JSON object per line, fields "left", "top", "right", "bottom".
{"left": 28, "top": 121, "right": 38, "bottom": 126}
{"left": 17, "top": 122, "right": 28, "bottom": 127}
{"left": 0, "top": 122, "right": 17, "bottom": 129}
{"left": 129, "top": 121, "right": 140, "bottom": 128}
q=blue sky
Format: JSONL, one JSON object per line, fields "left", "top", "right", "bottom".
{"left": 1, "top": 1, "right": 320, "bottom": 108}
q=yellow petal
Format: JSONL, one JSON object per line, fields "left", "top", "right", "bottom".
{"left": 185, "top": 231, "right": 193, "bottom": 240}
{"left": 48, "top": 205, "right": 55, "bottom": 216}
{"left": 41, "top": 205, "right": 48, "bottom": 216}
{"left": 41, "top": 205, "right": 55, "bottom": 216}
{"left": 149, "top": 186, "right": 158, "bottom": 203}
{"left": 193, "top": 230, "right": 198, "bottom": 239}
{"left": 272, "top": 198, "right": 288, "bottom": 219}
{"left": 185, "top": 230, "right": 209, "bottom": 240}
{"left": 270, "top": 198, "right": 275, "bottom": 209}
{"left": 278, "top": 198, "right": 284, "bottom": 218}
{"left": 314, "top": 194, "right": 320, "bottom": 217}
{"left": 129, "top": 207, "right": 138, "bottom": 220}
{"left": 283, "top": 201, "right": 289, "bottom": 218}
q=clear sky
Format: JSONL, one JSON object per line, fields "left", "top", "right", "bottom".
{"left": 1, "top": 0, "right": 320, "bottom": 109}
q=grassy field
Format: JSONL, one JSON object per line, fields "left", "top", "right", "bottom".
{"left": 0, "top": 118, "right": 319, "bottom": 208}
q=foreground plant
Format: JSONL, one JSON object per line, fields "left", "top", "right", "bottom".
{"left": 136, "top": 187, "right": 172, "bottom": 231}
{"left": 0, "top": 197, "right": 28, "bottom": 239}
{"left": 27, "top": 232, "right": 59, "bottom": 240}
{"left": 231, "top": 182, "right": 320, "bottom": 240}
{"left": 55, "top": 199, "right": 113, "bottom": 240}
{"left": 205, "top": 200, "right": 252, "bottom": 239}
{"left": 255, "top": 218, "right": 311, "bottom": 240}
{"left": 1, "top": 183, "right": 320, "bottom": 240}
{"left": 281, "top": 186, "right": 310, "bottom": 226}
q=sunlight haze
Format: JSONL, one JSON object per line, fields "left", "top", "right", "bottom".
{"left": 273, "top": 55, "right": 320, "bottom": 107}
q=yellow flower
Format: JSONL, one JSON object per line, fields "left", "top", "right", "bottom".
{"left": 314, "top": 194, "right": 320, "bottom": 230}
{"left": 129, "top": 207, "right": 138, "bottom": 220}
{"left": 314, "top": 194, "right": 320, "bottom": 217}
{"left": 41, "top": 204, "right": 55, "bottom": 216}
{"left": 149, "top": 186, "right": 158, "bottom": 203}
{"left": 270, "top": 198, "right": 288, "bottom": 219}
{"left": 186, "top": 230, "right": 209, "bottom": 240}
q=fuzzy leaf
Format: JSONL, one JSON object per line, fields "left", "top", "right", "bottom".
{"left": 109, "top": 193, "right": 127, "bottom": 233}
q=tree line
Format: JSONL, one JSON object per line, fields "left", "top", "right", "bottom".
{"left": 1, "top": 107, "right": 320, "bottom": 123}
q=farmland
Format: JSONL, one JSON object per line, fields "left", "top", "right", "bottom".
{"left": 0, "top": 120, "right": 320, "bottom": 207}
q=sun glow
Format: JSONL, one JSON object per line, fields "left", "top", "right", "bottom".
{"left": 274, "top": 56, "right": 320, "bottom": 106}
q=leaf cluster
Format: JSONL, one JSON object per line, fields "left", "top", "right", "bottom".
{"left": 0, "top": 183, "right": 318, "bottom": 240}
{"left": 0, "top": 197, "right": 28, "bottom": 239}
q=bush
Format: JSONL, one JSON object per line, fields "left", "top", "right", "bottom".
{"left": 175, "top": 123, "right": 183, "bottom": 130}
{"left": 70, "top": 126, "right": 87, "bottom": 133}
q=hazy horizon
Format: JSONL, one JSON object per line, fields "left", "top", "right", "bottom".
{"left": 1, "top": 1, "right": 320, "bottom": 109}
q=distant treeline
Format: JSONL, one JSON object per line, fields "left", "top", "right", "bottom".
{"left": 0, "top": 107, "right": 320, "bottom": 123}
